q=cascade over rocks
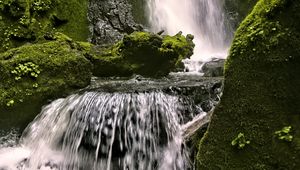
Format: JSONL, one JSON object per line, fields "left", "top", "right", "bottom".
{"left": 197, "top": 0, "right": 300, "bottom": 169}
{"left": 0, "top": 31, "right": 195, "bottom": 130}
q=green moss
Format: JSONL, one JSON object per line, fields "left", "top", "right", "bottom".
{"left": 0, "top": 0, "right": 89, "bottom": 52}
{"left": 275, "top": 126, "right": 293, "bottom": 142}
{"left": 197, "top": 0, "right": 300, "bottom": 169}
{"left": 91, "top": 31, "right": 194, "bottom": 77}
{"left": 0, "top": 35, "right": 92, "bottom": 129}
{"left": 231, "top": 132, "right": 251, "bottom": 149}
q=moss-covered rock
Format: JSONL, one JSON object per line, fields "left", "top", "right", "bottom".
{"left": 0, "top": 34, "right": 92, "bottom": 129}
{"left": 0, "top": 0, "right": 89, "bottom": 52}
{"left": 91, "top": 31, "right": 195, "bottom": 77}
{"left": 197, "top": 0, "right": 300, "bottom": 169}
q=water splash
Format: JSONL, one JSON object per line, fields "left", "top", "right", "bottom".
{"left": 0, "top": 91, "right": 190, "bottom": 170}
{"left": 147, "top": 0, "right": 232, "bottom": 71}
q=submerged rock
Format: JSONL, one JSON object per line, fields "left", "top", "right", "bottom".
{"left": 0, "top": 34, "right": 92, "bottom": 129}
{"left": 197, "top": 0, "right": 300, "bottom": 169}
{"left": 91, "top": 31, "right": 195, "bottom": 77}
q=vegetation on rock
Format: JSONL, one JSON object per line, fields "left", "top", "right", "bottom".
{"left": 197, "top": 0, "right": 300, "bottom": 169}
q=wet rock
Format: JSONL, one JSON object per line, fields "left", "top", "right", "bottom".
{"left": 202, "top": 58, "right": 225, "bottom": 77}
{"left": 88, "top": 0, "right": 143, "bottom": 45}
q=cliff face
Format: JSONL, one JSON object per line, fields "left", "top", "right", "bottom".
{"left": 196, "top": 0, "right": 300, "bottom": 169}
{"left": 88, "top": 0, "right": 144, "bottom": 45}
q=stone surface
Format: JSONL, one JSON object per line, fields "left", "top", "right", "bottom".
{"left": 202, "top": 59, "right": 225, "bottom": 77}
{"left": 88, "top": 0, "right": 143, "bottom": 45}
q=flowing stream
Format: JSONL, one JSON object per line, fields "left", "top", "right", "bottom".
{"left": 147, "top": 0, "right": 232, "bottom": 72}
{"left": 0, "top": 91, "right": 193, "bottom": 170}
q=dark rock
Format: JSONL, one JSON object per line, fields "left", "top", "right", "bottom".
{"left": 201, "top": 59, "right": 225, "bottom": 77}
{"left": 88, "top": 0, "right": 143, "bottom": 45}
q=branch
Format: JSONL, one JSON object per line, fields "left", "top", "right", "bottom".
{"left": 181, "top": 111, "right": 212, "bottom": 140}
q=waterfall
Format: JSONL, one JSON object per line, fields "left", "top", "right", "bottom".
{"left": 147, "top": 0, "right": 232, "bottom": 71}
{"left": 0, "top": 91, "right": 190, "bottom": 170}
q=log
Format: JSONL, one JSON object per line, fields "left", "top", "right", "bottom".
{"left": 181, "top": 111, "right": 212, "bottom": 140}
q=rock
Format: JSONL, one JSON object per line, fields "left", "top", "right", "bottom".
{"left": 88, "top": 0, "right": 143, "bottom": 45}
{"left": 201, "top": 59, "right": 225, "bottom": 77}
{"left": 0, "top": 34, "right": 93, "bottom": 129}
{"left": 90, "top": 31, "right": 195, "bottom": 77}
{"left": 0, "top": 0, "right": 90, "bottom": 52}
{"left": 197, "top": 0, "right": 300, "bottom": 169}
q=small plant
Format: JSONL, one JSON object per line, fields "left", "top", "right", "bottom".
{"left": 32, "top": 0, "right": 52, "bottom": 12}
{"left": 231, "top": 132, "right": 250, "bottom": 149}
{"left": 275, "top": 126, "right": 293, "bottom": 142}
{"left": 6, "top": 99, "right": 14, "bottom": 107}
{"left": 11, "top": 62, "right": 40, "bottom": 80}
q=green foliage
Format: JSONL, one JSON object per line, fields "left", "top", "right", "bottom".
{"left": 11, "top": 62, "right": 40, "bottom": 80}
{"left": 275, "top": 126, "right": 293, "bottom": 142}
{"left": 231, "top": 132, "right": 250, "bottom": 149}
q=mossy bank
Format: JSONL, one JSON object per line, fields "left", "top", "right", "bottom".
{"left": 0, "top": 0, "right": 89, "bottom": 52}
{"left": 197, "top": 0, "right": 300, "bottom": 169}
{"left": 0, "top": 34, "right": 92, "bottom": 129}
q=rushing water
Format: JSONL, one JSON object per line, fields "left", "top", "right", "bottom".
{"left": 0, "top": 91, "right": 192, "bottom": 170}
{"left": 147, "top": 0, "right": 232, "bottom": 71}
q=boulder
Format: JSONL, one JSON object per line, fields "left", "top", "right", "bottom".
{"left": 197, "top": 0, "right": 300, "bottom": 169}
{"left": 0, "top": 34, "right": 92, "bottom": 129}
{"left": 202, "top": 59, "right": 225, "bottom": 77}
{"left": 91, "top": 32, "right": 195, "bottom": 77}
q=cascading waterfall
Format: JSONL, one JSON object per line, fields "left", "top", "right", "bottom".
{"left": 147, "top": 0, "right": 232, "bottom": 72}
{"left": 0, "top": 91, "right": 190, "bottom": 170}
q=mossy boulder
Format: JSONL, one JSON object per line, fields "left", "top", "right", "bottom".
{"left": 197, "top": 0, "right": 300, "bottom": 169}
{"left": 90, "top": 32, "right": 195, "bottom": 77}
{"left": 0, "top": 0, "right": 89, "bottom": 52}
{"left": 0, "top": 34, "right": 92, "bottom": 129}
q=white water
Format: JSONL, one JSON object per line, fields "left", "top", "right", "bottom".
{"left": 0, "top": 92, "right": 190, "bottom": 170}
{"left": 147, "top": 0, "right": 232, "bottom": 71}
